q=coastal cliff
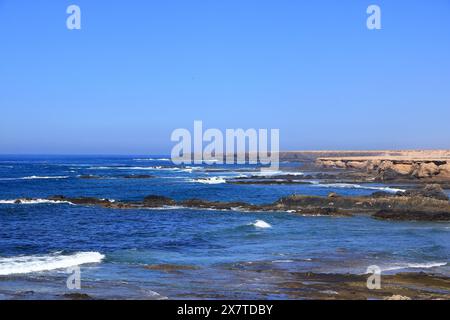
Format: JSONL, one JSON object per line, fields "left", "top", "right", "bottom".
{"left": 311, "top": 151, "right": 450, "bottom": 181}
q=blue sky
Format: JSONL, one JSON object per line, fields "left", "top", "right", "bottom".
{"left": 1, "top": 0, "right": 449, "bottom": 154}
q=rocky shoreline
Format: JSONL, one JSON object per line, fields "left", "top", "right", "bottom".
{"left": 222, "top": 261, "right": 450, "bottom": 300}
{"left": 316, "top": 157, "right": 450, "bottom": 182}
{"left": 15, "top": 184, "right": 445, "bottom": 221}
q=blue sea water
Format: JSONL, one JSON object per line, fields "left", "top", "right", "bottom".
{"left": 0, "top": 156, "right": 449, "bottom": 299}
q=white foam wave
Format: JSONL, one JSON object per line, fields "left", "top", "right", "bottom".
{"left": 251, "top": 220, "right": 272, "bottom": 228}
{"left": 311, "top": 182, "right": 405, "bottom": 193}
{"left": 0, "top": 252, "right": 105, "bottom": 276}
{"left": 0, "top": 199, "right": 72, "bottom": 205}
{"left": 0, "top": 176, "right": 69, "bottom": 181}
{"left": 377, "top": 262, "right": 447, "bottom": 272}
{"left": 24, "top": 175, "right": 69, "bottom": 180}
{"left": 179, "top": 166, "right": 204, "bottom": 173}
{"left": 87, "top": 166, "right": 178, "bottom": 171}
{"left": 191, "top": 177, "right": 227, "bottom": 184}
{"left": 133, "top": 158, "right": 171, "bottom": 161}
{"left": 253, "top": 170, "right": 304, "bottom": 177}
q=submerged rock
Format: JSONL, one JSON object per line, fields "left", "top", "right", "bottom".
{"left": 144, "top": 264, "right": 199, "bottom": 272}
{"left": 121, "top": 174, "right": 154, "bottom": 179}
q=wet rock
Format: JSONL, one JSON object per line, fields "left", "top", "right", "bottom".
{"left": 122, "top": 174, "right": 154, "bottom": 179}
{"left": 144, "top": 264, "right": 199, "bottom": 272}
{"left": 48, "top": 195, "right": 113, "bottom": 206}
{"left": 402, "top": 184, "right": 449, "bottom": 201}
{"left": 45, "top": 184, "right": 450, "bottom": 221}
{"left": 181, "top": 199, "right": 251, "bottom": 211}
{"left": 371, "top": 191, "right": 399, "bottom": 198}
{"left": 79, "top": 175, "right": 101, "bottom": 179}
{"left": 143, "top": 195, "right": 176, "bottom": 207}
{"left": 63, "top": 293, "right": 93, "bottom": 300}
{"left": 373, "top": 209, "right": 450, "bottom": 221}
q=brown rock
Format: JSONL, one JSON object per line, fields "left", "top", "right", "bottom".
{"left": 438, "top": 163, "right": 450, "bottom": 178}
{"left": 391, "top": 163, "right": 413, "bottom": 175}
{"left": 328, "top": 192, "right": 339, "bottom": 198}
{"left": 334, "top": 160, "right": 347, "bottom": 168}
{"left": 346, "top": 161, "right": 367, "bottom": 170}
{"left": 413, "top": 162, "right": 440, "bottom": 178}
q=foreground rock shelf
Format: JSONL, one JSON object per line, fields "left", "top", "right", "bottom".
{"left": 38, "top": 184, "right": 450, "bottom": 221}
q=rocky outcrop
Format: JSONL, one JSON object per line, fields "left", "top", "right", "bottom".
{"left": 143, "top": 195, "right": 176, "bottom": 207}
{"left": 402, "top": 184, "right": 449, "bottom": 201}
{"left": 316, "top": 157, "right": 450, "bottom": 181}
{"left": 44, "top": 184, "right": 450, "bottom": 221}
{"left": 438, "top": 163, "right": 450, "bottom": 178}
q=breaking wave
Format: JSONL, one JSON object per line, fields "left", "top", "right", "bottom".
{"left": 253, "top": 170, "right": 304, "bottom": 177}
{"left": 133, "top": 158, "right": 171, "bottom": 162}
{"left": 311, "top": 182, "right": 405, "bottom": 193}
{"left": 191, "top": 177, "right": 227, "bottom": 184}
{"left": 0, "top": 199, "right": 72, "bottom": 205}
{"left": 377, "top": 262, "right": 447, "bottom": 272}
{"left": 0, "top": 176, "right": 69, "bottom": 181}
{"left": 251, "top": 220, "right": 272, "bottom": 229}
{"left": 0, "top": 252, "right": 105, "bottom": 275}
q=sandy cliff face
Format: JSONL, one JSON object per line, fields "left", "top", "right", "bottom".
{"left": 316, "top": 158, "right": 450, "bottom": 181}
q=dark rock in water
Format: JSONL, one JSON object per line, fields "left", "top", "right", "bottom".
{"left": 181, "top": 199, "right": 251, "bottom": 211}
{"left": 62, "top": 293, "right": 93, "bottom": 300}
{"left": 374, "top": 209, "right": 450, "bottom": 221}
{"left": 14, "top": 199, "right": 22, "bottom": 204}
{"left": 79, "top": 175, "right": 101, "bottom": 179}
{"left": 121, "top": 174, "right": 154, "bottom": 179}
{"left": 45, "top": 183, "right": 450, "bottom": 221}
{"left": 371, "top": 191, "right": 398, "bottom": 198}
{"left": 402, "top": 184, "right": 449, "bottom": 201}
{"left": 143, "top": 195, "right": 176, "bottom": 207}
{"left": 144, "top": 264, "right": 199, "bottom": 272}
{"left": 48, "top": 195, "right": 113, "bottom": 206}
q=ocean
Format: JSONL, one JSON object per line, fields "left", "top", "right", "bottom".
{"left": 0, "top": 155, "right": 449, "bottom": 299}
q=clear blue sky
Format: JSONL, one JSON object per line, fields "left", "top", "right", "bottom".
{"left": 1, "top": 0, "right": 449, "bottom": 154}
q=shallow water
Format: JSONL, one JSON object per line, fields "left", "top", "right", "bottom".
{"left": 0, "top": 156, "right": 449, "bottom": 299}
